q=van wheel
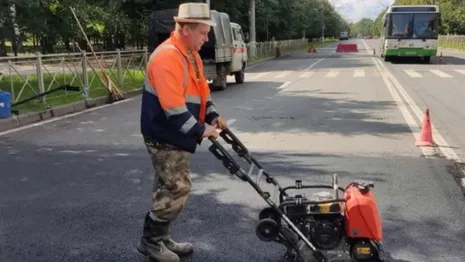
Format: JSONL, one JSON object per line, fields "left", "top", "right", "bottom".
{"left": 235, "top": 69, "right": 245, "bottom": 84}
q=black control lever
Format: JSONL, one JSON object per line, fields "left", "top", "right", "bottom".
{"left": 220, "top": 128, "right": 250, "bottom": 157}
{"left": 208, "top": 137, "right": 248, "bottom": 181}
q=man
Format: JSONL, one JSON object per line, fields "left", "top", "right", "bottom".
{"left": 138, "top": 3, "right": 228, "bottom": 262}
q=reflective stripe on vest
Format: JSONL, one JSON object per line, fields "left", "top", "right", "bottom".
{"left": 144, "top": 43, "right": 188, "bottom": 96}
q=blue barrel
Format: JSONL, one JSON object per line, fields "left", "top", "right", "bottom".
{"left": 0, "top": 91, "right": 12, "bottom": 118}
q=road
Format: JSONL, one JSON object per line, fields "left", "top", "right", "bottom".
{"left": 1, "top": 39, "right": 465, "bottom": 262}
{"left": 364, "top": 39, "right": 465, "bottom": 163}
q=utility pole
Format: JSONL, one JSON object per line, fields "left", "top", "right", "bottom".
{"left": 322, "top": 24, "right": 325, "bottom": 42}
{"left": 249, "top": 0, "right": 256, "bottom": 57}
{"left": 321, "top": 3, "right": 325, "bottom": 42}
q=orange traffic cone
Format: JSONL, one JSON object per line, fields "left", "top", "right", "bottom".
{"left": 416, "top": 108, "right": 434, "bottom": 147}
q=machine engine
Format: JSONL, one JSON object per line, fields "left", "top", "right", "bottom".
{"left": 255, "top": 177, "right": 384, "bottom": 262}
{"left": 283, "top": 192, "right": 345, "bottom": 251}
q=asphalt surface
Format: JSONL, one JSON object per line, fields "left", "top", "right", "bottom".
{"left": 2, "top": 40, "right": 465, "bottom": 262}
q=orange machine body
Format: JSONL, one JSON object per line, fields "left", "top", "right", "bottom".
{"left": 343, "top": 185, "right": 383, "bottom": 242}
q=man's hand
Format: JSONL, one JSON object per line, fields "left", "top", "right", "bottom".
{"left": 212, "top": 116, "right": 228, "bottom": 130}
{"left": 202, "top": 124, "right": 219, "bottom": 138}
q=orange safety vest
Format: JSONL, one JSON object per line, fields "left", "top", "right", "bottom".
{"left": 140, "top": 31, "right": 219, "bottom": 153}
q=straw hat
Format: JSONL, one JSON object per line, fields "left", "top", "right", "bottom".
{"left": 174, "top": 3, "right": 217, "bottom": 27}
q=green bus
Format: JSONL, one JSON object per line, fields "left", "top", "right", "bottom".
{"left": 380, "top": 5, "right": 441, "bottom": 62}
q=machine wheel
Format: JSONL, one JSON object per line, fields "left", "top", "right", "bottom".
{"left": 258, "top": 207, "right": 280, "bottom": 222}
{"left": 255, "top": 218, "right": 280, "bottom": 242}
{"left": 234, "top": 68, "right": 245, "bottom": 84}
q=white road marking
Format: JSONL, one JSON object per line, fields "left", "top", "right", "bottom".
{"left": 216, "top": 118, "right": 237, "bottom": 133}
{"left": 234, "top": 106, "right": 253, "bottom": 111}
{"left": 299, "top": 71, "right": 314, "bottom": 78}
{"left": 247, "top": 72, "right": 268, "bottom": 79}
{"left": 305, "top": 58, "right": 325, "bottom": 70}
{"left": 0, "top": 98, "right": 136, "bottom": 137}
{"left": 275, "top": 71, "right": 292, "bottom": 78}
{"left": 404, "top": 70, "right": 422, "bottom": 78}
{"left": 353, "top": 69, "right": 365, "bottom": 77}
{"left": 226, "top": 119, "right": 236, "bottom": 126}
{"left": 277, "top": 81, "right": 291, "bottom": 90}
{"left": 430, "top": 69, "right": 452, "bottom": 78}
{"left": 362, "top": 39, "right": 465, "bottom": 189}
{"left": 455, "top": 69, "right": 465, "bottom": 75}
{"left": 325, "top": 69, "right": 339, "bottom": 77}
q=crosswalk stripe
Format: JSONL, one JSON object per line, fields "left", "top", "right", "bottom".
{"left": 248, "top": 72, "right": 269, "bottom": 79}
{"left": 246, "top": 69, "right": 465, "bottom": 80}
{"left": 275, "top": 71, "right": 292, "bottom": 78}
{"left": 299, "top": 71, "right": 314, "bottom": 78}
{"left": 353, "top": 69, "right": 365, "bottom": 77}
{"left": 430, "top": 69, "right": 452, "bottom": 78}
{"left": 325, "top": 69, "right": 339, "bottom": 78}
{"left": 404, "top": 70, "right": 422, "bottom": 78}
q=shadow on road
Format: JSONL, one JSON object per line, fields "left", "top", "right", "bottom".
{"left": 1, "top": 138, "right": 464, "bottom": 261}
{"left": 210, "top": 80, "right": 411, "bottom": 138}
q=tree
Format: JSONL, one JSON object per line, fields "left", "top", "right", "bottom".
{"left": 0, "top": 0, "right": 350, "bottom": 56}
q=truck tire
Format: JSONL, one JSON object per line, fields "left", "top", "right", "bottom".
{"left": 235, "top": 68, "right": 245, "bottom": 84}
{"left": 214, "top": 65, "right": 227, "bottom": 91}
{"left": 217, "top": 77, "right": 227, "bottom": 90}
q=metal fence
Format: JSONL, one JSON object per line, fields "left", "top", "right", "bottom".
{"left": 0, "top": 38, "right": 308, "bottom": 111}
{"left": 438, "top": 34, "right": 465, "bottom": 50}
{"left": 247, "top": 38, "right": 308, "bottom": 58}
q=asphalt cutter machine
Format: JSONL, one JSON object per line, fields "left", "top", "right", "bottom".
{"left": 208, "top": 128, "right": 386, "bottom": 262}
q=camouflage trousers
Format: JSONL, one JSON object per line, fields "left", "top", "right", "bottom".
{"left": 144, "top": 139, "right": 192, "bottom": 223}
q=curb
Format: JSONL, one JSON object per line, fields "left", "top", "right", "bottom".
{"left": 0, "top": 88, "right": 142, "bottom": 133}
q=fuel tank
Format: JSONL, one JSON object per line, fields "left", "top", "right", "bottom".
{"left": 344, "top": 182, "right": 382, "bottom": 241}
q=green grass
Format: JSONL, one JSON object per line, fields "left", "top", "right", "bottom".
{"left": 0, "top": 69, "right": 145, "bottom": 114}
{"left": 438, "top": 42, "right": 465, "bottom": 51}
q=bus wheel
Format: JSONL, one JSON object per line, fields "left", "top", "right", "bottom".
{"left": 424, "top": 56, "right": 431, "bottom": 63}
{"left": 384, "top": 55, "right": 390, "bottom": 62}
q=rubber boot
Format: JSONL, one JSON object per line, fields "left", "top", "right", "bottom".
{"left": 137, "top": 213, "right": 180, "bottom": 262}
{"left": 163, "top": 230, "right": 194, "bottom": 256}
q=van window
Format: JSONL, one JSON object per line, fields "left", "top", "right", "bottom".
{"left": 232, "top": 27, "right": 238, "bottom": 40}
{"left": 236, "top": 28, "right": 243, "bottom": 41}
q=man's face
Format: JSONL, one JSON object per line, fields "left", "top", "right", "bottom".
{"left": 182, "top": 23, "right": 210, "bottom": 51}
